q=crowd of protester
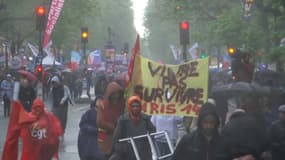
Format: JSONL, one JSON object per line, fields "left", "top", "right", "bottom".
{"left": 76, "top": 71, "right": 285, "bottom": 160}
{"left": 1, "top": 67, "right": 285, "bottom": 160}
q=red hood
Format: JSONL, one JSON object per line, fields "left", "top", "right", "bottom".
{"left": 104, "top": 82, "right": 122, "bottom": 98}
{"left": 31, "top": 98, "right": 45, "bottom": 116}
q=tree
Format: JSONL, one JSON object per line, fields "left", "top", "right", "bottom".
{"left": 144, "top": 0, "right": 285, "bottom": 65}
{"left": 0, "top": 0, "right": 136, "bottom": 61}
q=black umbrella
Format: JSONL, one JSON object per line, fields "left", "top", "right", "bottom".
{"left": 211, "top": 81, "right": 270, "bottom": 97}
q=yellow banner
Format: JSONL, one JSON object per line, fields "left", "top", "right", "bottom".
{"left": 126, "top": 55, "right": 209, "bottom": 117}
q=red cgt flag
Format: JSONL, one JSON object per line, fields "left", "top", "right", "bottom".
{"left": 2, "top": 101, "right": 36, "bottom": 160}
{"left": 126, "top": 35, "right": 140, "bottom": 87}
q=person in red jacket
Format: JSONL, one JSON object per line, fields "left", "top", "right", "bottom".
{"left": 21, "top": 98, "right": 63, "bottom": 160}
{"left": 96, "top": 81, "right": 125, "bottom": 157}
{"left": 2, "top": 98, "right": 63, "bottom": 160}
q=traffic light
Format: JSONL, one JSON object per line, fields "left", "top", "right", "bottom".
{"left": 35, "top": 65, "right": 43, "bottom": 74}
{"left": 200, "top": 52, "right": 206, "bottom": 59}
{"left": 35, "top": 6, "right": 46, "bottom": 31}
{"left": 35, "top": 65, "right": 43, "bottom": 80}
{"left": 179, "top": 21, "right": 189, "bottom": 45}
{"left": 81, "top": 27, "right": 88, "bottom": 43}
{"left": 227, "top": 47, "right": 235, "bottom": 55}
{"left": 229, "top": 48, "right": 254, "bottom": 82}
{"left": 227, "top": 47, "right": 242, "bottom": 59}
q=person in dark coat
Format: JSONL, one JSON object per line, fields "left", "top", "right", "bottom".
{"left": 49, "top": 75, "right": 71, "bottom": 135}
{"left": 216, "top": 95, "right": 269, "bottom": 160}
{"left": 269, "top": 105, "right": 285, "bottom": 160}
{"left": 78, "top": 96, "right": 105, "bottom": 160}
{"left": 94, "top": 73, "right": 108, "bottom": 97}
{"left": 171, "top": 102, "right": 220, "bottom": 160}
{"left": 18, "top": 72, "right": 36, "bottom": 112}
{"left": 1, "top": 74, "right": 14, "bottom": 117}
{"left": 109, "top": 96, "right": 156, "bottom": 160}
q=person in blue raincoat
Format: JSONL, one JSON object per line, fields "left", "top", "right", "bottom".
{"left": 78, "top": 96, "right": 105, "bottom": 160}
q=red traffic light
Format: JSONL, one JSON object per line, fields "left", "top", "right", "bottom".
{"left": 180, "top": 21, "right": 189, "bottom": 30}
{"left": 36, "top": 6, "right": 46, "bottom": 16}
{"left": 36, "top": 65, "right": 43, "bottom": 73}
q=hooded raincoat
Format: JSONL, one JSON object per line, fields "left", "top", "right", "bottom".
{"left": 2, "top": 98, "right": 62, "bottom": 160}
{"left": 172, "top": 103, "right": 221, "bottom": 160}
{"left": 20, "top": 98, "right": 63, "bottom": 160}
{"left": 78, "top": 96, "right": 105, "bottom": 160}
{"left": 96, "top": 82, "right": 125, "bottom": 155}
{"left": 110, "top": 96, "right": 156, "bottom": 160}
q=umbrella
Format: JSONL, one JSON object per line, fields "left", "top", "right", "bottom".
{"left": 17, "top": 70, "right": 37, "bottom": 81}
{"left": 211, "top": 81, "right": 270, "bottom": 96}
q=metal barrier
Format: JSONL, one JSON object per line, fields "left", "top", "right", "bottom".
{"left": 118, "top": 131, "right": 174, "bottom": 160}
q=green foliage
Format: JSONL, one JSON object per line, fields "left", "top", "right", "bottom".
{"left": 89, "top": 0, "right": 136, "bottom": 50}
{"left": 267, "top": 46, "right": 285, "bottom": 62}
{"left": 144, "top": 0, "right": 285, "bottom": 64}
{"left": 0, "top": 0, "right": 39, "bottom": 42}
{"left": 0, "top": 0, "right": 136, "bottom": 57}
{"left": 51, "top": 0, "right": 97, "bottom": 47}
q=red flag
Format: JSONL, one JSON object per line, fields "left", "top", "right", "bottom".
{"left": 2, "top": 101, "right": 35, "bottom": 160}
{"left": 126, "top": 35, "right": 140, "bottom": 87}
{"left": 43, "top": 0, "right": 65, "bottom": 47}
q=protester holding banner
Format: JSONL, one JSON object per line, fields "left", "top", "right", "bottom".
{"left": 171, "top": 102, "right": 220, "bottom": 160}
{"left": 96, "top": 81, "right": 125, "bottom": 157}
{"left": 110, "top": 95, "right": 156, "bottom": 160}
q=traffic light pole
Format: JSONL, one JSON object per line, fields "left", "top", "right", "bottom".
{"left": 83, "top": 43, "right": 87, "bottom": 65}
{"left": 182, "top": 44, "right": 187, "bottom": 62}
{"left": 179, "top": 21, "right": 189, "bottom": 62}
{"left": 37, "top": 30, "right": 43, "bottom": 99}
{"left": 39, "top": 30, "right": 43, "bottom": 57}
{"left": 35, "top": 5, "right": 46, "bottom": 100}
